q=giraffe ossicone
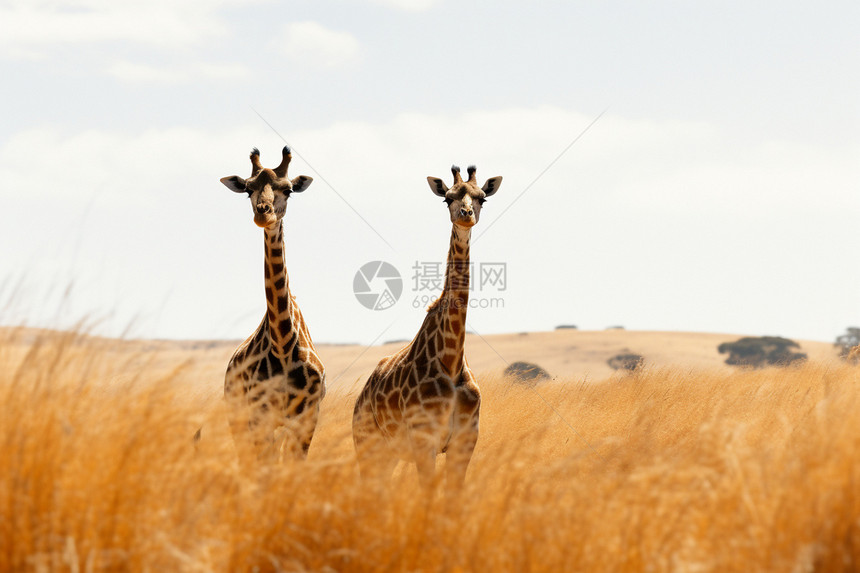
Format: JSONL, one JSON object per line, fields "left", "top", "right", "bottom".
{"left": 219, "top": 146, "right": 325, "bottom": 464}
{"left": 352, "top": 164, "right": 502, "bottom": 489}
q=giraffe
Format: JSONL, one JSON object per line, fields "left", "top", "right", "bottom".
{"left": 352, "top": 164, "right": 502, "bottom": 488}
{"left": 219, "top": 146, "right": 325, "bottom": 463}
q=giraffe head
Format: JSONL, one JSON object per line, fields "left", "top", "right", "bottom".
{"left": 427, "top": 165, "right": 502, "bottom": 228}
{"left": 220, "top": 146, "right": 313, "bottom": 228}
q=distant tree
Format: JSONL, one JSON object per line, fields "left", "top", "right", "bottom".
{"left": 834, "top": 327, "right": 860, "bottom": 361}
{"left": 555, "top": 325, "right": 578, "bottom": 330}
{"left": 717, "top": 336, "right": 807, "bottom": 368}
{"left": 606, "top": 326, "right": 625, "bottom": 330}
{"left": 504, "top": 361, "right": 550, "bottom": 383}
{"left": 608, "top": 353, "right": 644, "bottom": 372}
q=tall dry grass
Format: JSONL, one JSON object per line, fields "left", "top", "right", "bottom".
{"left": 2, "top": 327, "right": 860, "bottom": 572}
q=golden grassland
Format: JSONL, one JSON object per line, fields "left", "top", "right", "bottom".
{"left": 2, "top": 327, "right": 860, "bottom": 572}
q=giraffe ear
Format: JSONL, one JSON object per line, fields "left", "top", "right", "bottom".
{"left": 290, "top": 175, "right": 313, "bottom": 193}
{"left": 220, "top": 175, "right": 247, "bottom": 194}
{"left": 427, "top": 177, "right": 448, "bottom": 197}
{"left": 482, "top": 176, "right": 502, "bottom": 197}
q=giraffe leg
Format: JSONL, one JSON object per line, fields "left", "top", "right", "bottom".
{"left": 444, "top": 426, "right": 478, "bottom": 489}
{"left": 444, "top": 380, "right": 481, "bottom": 489}
{"left": 244, "top": 396, "right": 283, "bottom": 464}
{"left": 354, "top": 433, "right": 398, "bottom": 483}
{"left": 276, "top": 405, "right": 319, "bottom": 462}
{"left": 225, "top": 384, "right": 281, "bottom": 465}
{"left": 226, "top": 403, "right": 259, "bottom": 468}
{"left": 298, "top": 404, "right": 321, "bottom": 460}
{"left": 352, "top": 407, "right": 399, "bottom": 483}
{"left": 275, "top": 429, "right": 310, "bottom": 462}
{"left": 252, "top": 425, "right": 279, "bottom": 464}
{"left": 414, "top": 448, "right": 438, "bottom": 490}
{"left": 407, "top": 422, "right": 440, "bottom": 489}
{"left": 353, "top": 419, "right": 396, "bottom": 481}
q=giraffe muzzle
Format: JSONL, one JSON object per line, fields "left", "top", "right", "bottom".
{"left": 456, "top": 209, "right": 477, "bottom": 227}
{"left": 253, "top": 203, "right": 278, "bottom": 227}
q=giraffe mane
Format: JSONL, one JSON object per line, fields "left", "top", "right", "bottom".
{"left": 426, "top": 296, "right": 445, "bottom": 315}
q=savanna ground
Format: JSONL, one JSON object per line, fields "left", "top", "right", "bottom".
{"left": 2, "top": 326, "right": 859, "bottom": 572}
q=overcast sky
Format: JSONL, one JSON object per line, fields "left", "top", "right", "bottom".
{"left": 1, "top": 0, "right": 858, "bottom": 346}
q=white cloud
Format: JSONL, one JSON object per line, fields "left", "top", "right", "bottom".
{"left": 0, "top": 125, "right": 261, "bottom": 203}
{"left": 106, "top": 61, "right": 187, "bottom": 83}
{"left": 105, "top": 60, "right": 251, "bottom": 84}
{"left": 274, "top": 21, "right": 362, "bottom": 69}
{"left": 0, "top": 0, "right": 251, "bottom": 57}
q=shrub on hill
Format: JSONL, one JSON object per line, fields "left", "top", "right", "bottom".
{"left": 504, "top": 361, "right": 550, "bottom": 383}
{"left": 834, "top": 327, "right": 860, "bottom": 362}
{"left": 555, "top": 325, "right": 578, "bottom": 330}
{"left": 717, "top": 336, "right": 807, "bottom": 368}
{"left": 608, "top": 353, "right": 644, "bottom": 372}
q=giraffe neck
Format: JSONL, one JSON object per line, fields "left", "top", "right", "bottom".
{"left": 262, "top": 220, "right": 296, "bottom": 355}
{"left": 441, "top": 224, "right": 471, "bottom": 309}
{"left": 430, "top": 224, "right": 471, "bottom": 375}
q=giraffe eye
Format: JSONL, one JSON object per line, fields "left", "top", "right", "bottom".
{"left": 444, "top": 197, "right": 454, "bottom": 206}
{"left": 478, "top": 197, "right": 486, "bottom": 205}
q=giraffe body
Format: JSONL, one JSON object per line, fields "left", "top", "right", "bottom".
{"left": 220, "top": 147, "right": 324, "bottom": 463}
{"left": 353, "top": 165, "right": 502, "bottom": 487}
